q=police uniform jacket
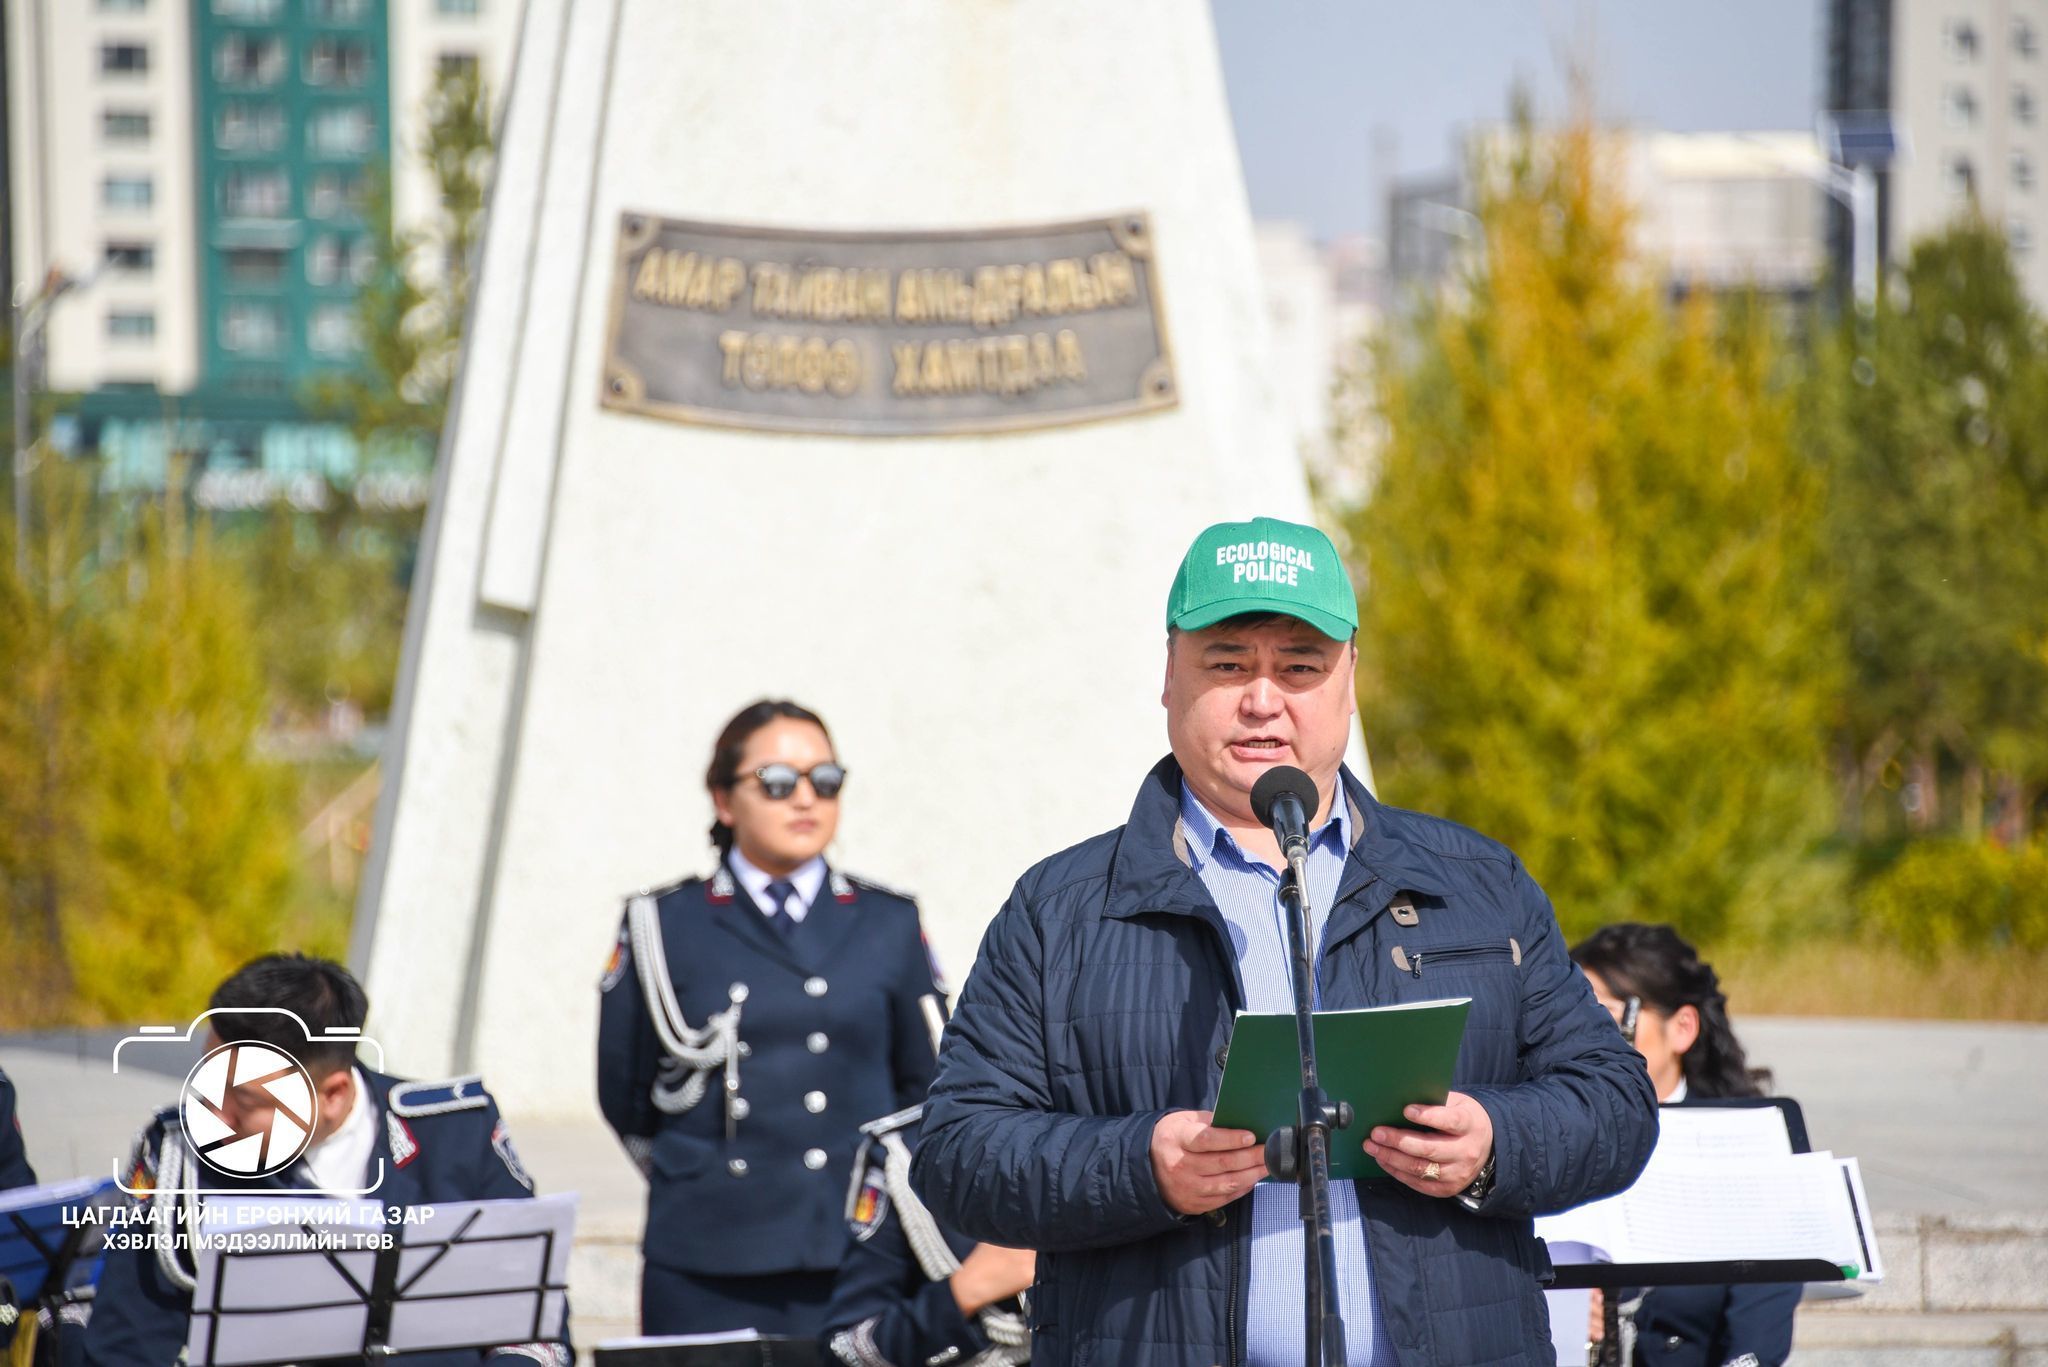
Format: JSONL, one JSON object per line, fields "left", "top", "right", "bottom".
{"left": 1628, "top": 1282, "right": 1801, "bottom": 1367}
{"left": 2, "top": 1066, "right": 36, "bottom": 1356}
{"left": 822, "top": 1108, "right": 1025, "bottom": 1367}
{"left": 596, "top": 862, "right": 945, "bottom": 1278}
{"left": 82, "top": 1070, "right": 567, "bottom": 1367}
{"left": 1, "top": 1067, "right": 34, "bottom": 1190}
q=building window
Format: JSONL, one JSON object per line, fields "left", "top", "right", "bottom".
{"left": 310, "top": 0, "right": 369, "bottom": 20}
{"left": 107, "top": 310, "right": 157, "bottom": 341}
{"left": 306, "top": 235, "right": 343, "bottom": 285}
{"left": 1946, "top": 154, "right": 1977, "bottom": 198}
{"left": 104, "top": 241, "right": 156, "bottom": 273}
{"left": 436, "top": 0, "right": 482, "bottom": 14}
{"left": 2017, "top": 85, "right": 2038, "bottom": 125}
{"left": 225, "top": 247, "right": 287, "bottom": 284}
{"left": 213, "top": 0, "right": 283, "bottom": 18}
{"left": 307, "top": 105, "right": 376, "bottom": 157}
{"left": 102, "top": 109, "right": 152, "bottom": 143}
{"left": 308, "top": 305, "right": 361, "bottom": 356}
{"left": 2012, "top": 218, "right": 2034, "bottom": 255}
{"left": 99, "top": 0, "right": 148, "bottom": 11}
{"left": 102, "top": 175, "right": 154, "bottom": 210}
{"left": 2017, "top": 16, "right": 2038, "bottom": 59}
{"left": 216, "top": 102, "right": 285, "bottom": 151}
{"left": 438, "top": 51, "right": 480, "bottom": 80}
{"left": 350, "top": 237, "right": 377, "bottom": 284}
{"left": 307, "top": 170, "right": 365, "bottom": 218}
{"left": 222, "top": 168, "right": 290, "bottom": 219}
{"left": 306, "top": 38, "right": 371, "bottom": 87}
{"left": 1945, "top": 84, "right": 1979, "bottom": 128}
{"left": 1945, "top": 18, "right": 1980, "bottom": 61}
{"left": 2017, "top": 151, "right": 2037, "bottom": 193}
{"left": 222, "top": 301, "right": 283, "bottom": 354}
{"left": 215, "top": 34, "right": 284, "bottom": 85}
{"left": 99, "top": 43, "right": 150, "bottom": 76}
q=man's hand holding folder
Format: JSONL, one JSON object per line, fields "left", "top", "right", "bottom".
{"left": 1364, "top": 1094, "right": 1496, "bottom": 1197}
{"left": 1148, "top": 1111, "right": 1264, "bottom": 1216}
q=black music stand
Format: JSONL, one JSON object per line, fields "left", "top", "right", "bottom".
{"left": 1545, "top": 1099, "right": 1867, "bottom": 1367}
{"left": 186, "top": 1194, "right": 575, "bottom": 1367}
{"left": 2, "top": 1177, "right": 113, "bottom": 1365}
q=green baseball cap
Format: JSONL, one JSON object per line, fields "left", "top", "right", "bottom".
{"left": 1166, "top": 516, "right": 1357, "bottom": 641}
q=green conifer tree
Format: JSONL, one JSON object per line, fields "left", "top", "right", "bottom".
{"left": 1810, "top": 218, "right": 2048, "bottom": 846}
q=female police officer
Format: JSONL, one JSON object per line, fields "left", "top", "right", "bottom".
{"left": 597, "top": 699, "right": 947, "bottom": 1338}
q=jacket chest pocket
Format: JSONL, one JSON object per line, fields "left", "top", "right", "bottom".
{"left": 1388, "top": 938, "right": 1521, "bottom": 978}
{"left": 1386, "top": 938, "right": 1523, "bottom": 1082}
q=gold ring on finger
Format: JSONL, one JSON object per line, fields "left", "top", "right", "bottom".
{"left": 1422, "top": 1161, "right": 1442, "bottom": 1182}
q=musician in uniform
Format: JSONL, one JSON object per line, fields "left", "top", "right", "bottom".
{"left": 1, "top": 1065, "right": 32, "bottom": 1190}
{"left": 83, "top": 954, "right": 567, "bottom": 1367}
{"left": 596, "top": 699, "right": 946, "bottom": 1338}
{"left": 2, "top": 1065, "right": 37, "bottom": 1354}
{"left": 821, "top": 1106, "right": 1033, "bottom": 1367}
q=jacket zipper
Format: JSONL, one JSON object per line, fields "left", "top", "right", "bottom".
{"left": 1225, "top": 1204, "right": 1244, "bottom": 1367}
{"left": 1392, "top": 940, "right": 1521, "bottom": 979}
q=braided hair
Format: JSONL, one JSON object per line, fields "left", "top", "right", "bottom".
{"left": 703, "top": 699, "right": 832, "bottom": 856}
{"left": 1569, "top": 922, "right": 1770, "bottom": 1099}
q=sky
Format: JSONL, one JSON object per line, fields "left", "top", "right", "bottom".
{"left": 1208, "top": 0, "right": 1822, "bottom": 241}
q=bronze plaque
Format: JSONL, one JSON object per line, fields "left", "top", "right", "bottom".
{"left": 599, "top": 212, "right": 1177, "bottom": 436}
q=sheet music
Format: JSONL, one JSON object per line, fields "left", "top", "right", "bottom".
{"left": 598, "top": 1331, "right": 767, "bottom": 1349}
{"left": 1, "top": 1176, "right": 117, "bottom": 1303}
{"left": 1535, "top": 1141, "right": 1882, "bottom": 1283}
{"left": 1651, "top": 1105, "right": 1796, "bottom": 1161}
{"left": 387, "top": 1194, "right": 576, "bottom": 1353}
{"left": 0, "top": 1177, "right": 108, "bottom": 1217}
{"left": 1616, "top": 1151, "right": 1861, "bottom": 1265}
{"left": 187, "top": 1193, "right": 577, "bottom": 1366}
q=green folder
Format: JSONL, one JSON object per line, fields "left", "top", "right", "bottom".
{"left": 1210, "top": 997, "right": 1472, "bottom": 1182}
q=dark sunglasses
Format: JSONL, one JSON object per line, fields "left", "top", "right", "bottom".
{"left": 749, "top": 761, "right": 847, "bottom": 801}
{"left": 1617, "top": 995, "right": 1642, "bottom": 1045}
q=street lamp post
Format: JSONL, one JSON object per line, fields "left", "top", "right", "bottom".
{"left": 1816, "top": 113, "right": 1902, "bottom": 316}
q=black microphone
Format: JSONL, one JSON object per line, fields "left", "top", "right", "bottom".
{"left": 1250, "top": 765, "right": 1321, "bottom": 865}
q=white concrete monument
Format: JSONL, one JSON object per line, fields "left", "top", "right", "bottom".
{"left": 355, "top": 0, "right": 1357, "bottom": 1117}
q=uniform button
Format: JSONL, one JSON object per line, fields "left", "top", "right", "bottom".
{"left": 1663, "top": 1336, "right": 1682, "bottom": 1352}
{"left": 737, "top": 1042, "right": 752, "bottom": 1059}
{"left": 728, "top": 1097, "right": 751, "bottom": 1120}
{"left": 804, "top": 976, "right": 828, "bottom": 997}
{"left": 803, "top": 1148, "right": 828, "bottom": 1170}
{"left": 728, "top": 982, "right": 749, "bottom": 1003}
{"left": 804, "top": 1091, "right": 827, "bottom": 1114}
{"left": 807, "top": 1032, "right": 829, "bottom": 1054}
{"left": 728, "top": 1159, "right": 749, "bottom": 1177}
{"left": 1215, "top": 1046, "right": 1229, "bottom": 1068}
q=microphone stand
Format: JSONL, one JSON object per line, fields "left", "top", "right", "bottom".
{"left": 1263, "top": 840, "right": 1352, "bottom": 1367}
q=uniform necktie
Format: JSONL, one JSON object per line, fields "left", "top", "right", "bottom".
{"left": 765, "top": 879, "right": 799, "bottom": 939}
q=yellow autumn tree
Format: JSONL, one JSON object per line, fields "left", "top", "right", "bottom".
{"left": 1344, "top": 115, "right": 1839, "bottom": 946}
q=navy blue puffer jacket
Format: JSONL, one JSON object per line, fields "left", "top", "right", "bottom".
{"left": 913, "top": 757, "right": 1657, "bottom": 1366}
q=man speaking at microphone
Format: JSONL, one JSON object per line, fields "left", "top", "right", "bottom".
{"left": 912, "top": 516, "right": 1657, "bottom": 1365}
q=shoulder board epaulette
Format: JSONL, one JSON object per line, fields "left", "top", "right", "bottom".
{"left": 389, "top": 1075, "right": 491, "bottom": 1117}
{"left": 857, "top": 1104, "right": 924, "bottom": 1138}
{"left": 840, "top": 870, "right": 917, "bottom": 904}
{"left": 632, "top": 871, "right": 706, "bottom": 903}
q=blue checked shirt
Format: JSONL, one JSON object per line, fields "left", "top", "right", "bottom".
{"left": 1180, "top": 781, "right": 1395, "bottom": 1367}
